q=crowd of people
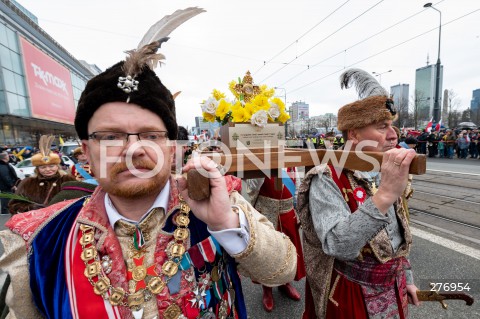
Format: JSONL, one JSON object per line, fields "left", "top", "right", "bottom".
{"left": 404, "top": 129, "right": 479, "bottom": 159}
{"left": 0, "top": 7, "right": 462, "bottom": 319}
{"left": 285, "top": 128, "right": 480, "bottom": 161}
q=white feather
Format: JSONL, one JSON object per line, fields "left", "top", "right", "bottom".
{"left": 339, "top": 68, "right": 388, "bottom": 99}
{"left": 137, "top": 7, "right": 206, "bottom": 50}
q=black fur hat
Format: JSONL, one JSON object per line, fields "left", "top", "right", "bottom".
{"left": 75, "top": 62, "right": 177, "bottom": 140}
{"left": 74, "top": 7, "right": 207, "bottom": 141}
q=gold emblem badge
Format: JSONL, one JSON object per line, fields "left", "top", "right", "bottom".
{"left": 81, "top": 247, "right": 97, "bottom": 261}
{"left": 162, "top": 260, "right": 178, "bottom": 277}
{"left": 174, "top": 228, "right": 189, "bottom": 241}
{"left": 211, "top": 265, "right": 220, "bottom": 282}
{"left": 109, "top": 287, "right": 126, "bottom": 306}
{"left": 147, "top": 276, "right": 166, "bottom": 294}
{"left": 84, "top": 261, "right": 101, "bottom": 278}
{"left": 164, "top": 303, "right": 182, "bottom": 319}
{"left": 176, "top": 213, "right": 189, "bottom": 226}
{"left": 127, "top": 291, "right": 144, "bottom": 307}
{"left": 93, "top": 277, "right": 110, "bottom": 295}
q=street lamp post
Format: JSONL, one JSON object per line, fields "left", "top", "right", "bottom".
{"left": 274, "top": 87, "right": 289, "bottom": 138}
{"left": 372, "top": 70, "right": 392, "bottom": 84}
{"left": 424, "top": 2, "right": 442, "bottom": 123}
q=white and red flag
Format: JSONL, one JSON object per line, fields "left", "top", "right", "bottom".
{"left": 435, "top": 119, "right": 442, "bottom": 132}
{"left": 425, "top": 117, "right": 433, "bottom": 132}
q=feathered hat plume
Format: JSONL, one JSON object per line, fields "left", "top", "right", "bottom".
{"left": 340, "top": 68, "right": 388, "bottom": 99}
{"left": 75, "top": 8, "right": 205, "bottom": 141}
{"left": 122, "top": 7, "right": 205, "bottom": 78}
{"left": 31, "top": 135, "right": 60, "bottom": 167}
{"left": 337, "top": 68, "right": 396, "bottom": 131}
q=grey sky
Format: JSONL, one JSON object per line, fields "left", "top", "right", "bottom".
{"left": 18, "top": 0, "right": 480, "bottom": 128}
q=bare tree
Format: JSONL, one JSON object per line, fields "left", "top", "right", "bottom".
{"left": 446, "top": 89, "right": 463, "bottom": 128}
{"left": 395, "top": 94, "right": 410, "bottom": 129}
{"left": 410, "top": 90, "right": 425, "bottom": 130}
{"left": 461, "top": 108, "right": 471, "bottom": 122}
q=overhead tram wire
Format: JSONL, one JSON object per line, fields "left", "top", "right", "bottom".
{"left": 278, "top": 7, "right": 429, "bottom": 87}
{"left": 288, "top": 8, "right": 480, "bottom": 94}
{"left": 274, "top": 0, "right": 446, "bottom": 86}
{"left": 259, "top": 0, "right": 385, "bottom": 83}
{"left": 252, "top": 0, "right": 351, "bottom": 76}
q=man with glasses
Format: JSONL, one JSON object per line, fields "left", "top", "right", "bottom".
{"left": 0, "top": 9, "right": 296, "bottom": 319}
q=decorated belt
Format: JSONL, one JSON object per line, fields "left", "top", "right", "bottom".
{"left": 333, "top": 255, "right": 408, "bottom": 288}
{"left": 255, "top": 195, "right": 293, "bottom": 215}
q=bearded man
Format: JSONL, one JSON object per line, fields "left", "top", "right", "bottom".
{"left": 0, "top": 8, "right": 296, "bottom": 319}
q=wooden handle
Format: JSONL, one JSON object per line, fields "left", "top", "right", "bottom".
{"left": 186, "top": 149, "right": 426, "bottom": 201}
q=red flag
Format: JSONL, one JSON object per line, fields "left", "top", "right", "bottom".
{"left": 435, "top": 119, "right": 442, "bottom": 132}
{"left": 425, "top": 117, "right": 433, "bottom": 132}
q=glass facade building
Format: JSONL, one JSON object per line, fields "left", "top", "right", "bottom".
{"left": 414, "top": 64, "right": 443, "bottom": 121}
{"left": 0, "top": 0, "right": 96, "bottom": 146}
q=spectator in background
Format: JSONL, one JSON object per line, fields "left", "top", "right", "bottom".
{"left": 0, "top": 152, "right": 19, "bottom": 215}
{"left": 394, "top": 126, "right": 409, "bottom": 149}
{"left": 8, "top": 136, "right": 75, "bottom": 214}
{"left": 456, "top": 132, "right": 469, "bottom": 159}
{"left": 427, "top": 131, "right": 439, "bottom": 158}
{"left": 469, "top": 130, "right": 478, "bottom": 159}
{"left": 437, "top": 135, "right": 445, "bottom": 158}
{"left": 445, "top": 130, "right": 456, "bottom": 159}
{"left": 405, "top": 133, "right": 418, "bottom": 151}
{"left": 70, "top": 147, "right": 94, "bottom": 182}
{"left": 417, "top": 131, "right": 428, "bottom": 154}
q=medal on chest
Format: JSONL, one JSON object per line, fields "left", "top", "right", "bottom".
{"left": 79, "top": 196, "right": 192, "bottom": 318}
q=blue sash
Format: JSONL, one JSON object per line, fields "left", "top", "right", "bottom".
{"left": 29, "top": 198, "right": 86, "bottom": 319}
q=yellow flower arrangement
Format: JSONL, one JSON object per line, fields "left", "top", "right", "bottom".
{"left": 201, "top": 71, "right": 290, "bottom": 127}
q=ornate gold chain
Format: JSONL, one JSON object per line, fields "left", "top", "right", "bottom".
{"left": 79, "top": 195, "right": 191, "bottom": 312}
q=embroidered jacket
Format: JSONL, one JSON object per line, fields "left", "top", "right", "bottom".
{"left": 297, "top": 165, "right": 412, "bottom": 319}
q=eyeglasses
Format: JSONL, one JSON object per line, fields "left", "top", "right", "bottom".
{"left": 88, "top": 131, "right": 169, "bottom": 144}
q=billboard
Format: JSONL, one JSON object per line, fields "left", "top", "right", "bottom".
{"left": 20, "top": 37, "right": 75, "bottom": 124}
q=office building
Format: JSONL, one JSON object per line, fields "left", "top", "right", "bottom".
{"left": 390, "top": 84, "right": 409, "bottom": 110}
{"left": 471, "top": 89, "right": 480, "bottom": 123}
{"left": 291, "top": 101, "right": 309, "bottom": 122}
{"left": 414, "top": 64, "right": 443, "bottom": 121}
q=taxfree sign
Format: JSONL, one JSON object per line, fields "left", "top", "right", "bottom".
{"left": 20, "top": 37, "right": 75, "bottom": 124}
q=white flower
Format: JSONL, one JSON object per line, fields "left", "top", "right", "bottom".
{"left": 251, "top": 110, "right": 269, "bottom": 127}
{"left": 268, "top": 102, "right": 280, "bottom": 119}
{"left": 201, "top": 97, "right": 218, "bottom": 114}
